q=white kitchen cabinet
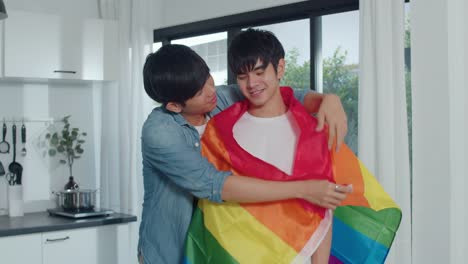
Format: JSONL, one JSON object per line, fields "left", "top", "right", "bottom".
{"left": 4, "top": 11, "right": 60, "bottom": 80}
{"left": 0, "top": 233, "right": 42, "bottom": 264}
{"left": 41, "top": 224, "right": 132, "bottom": 264}
{"left": 42, "top": 227, "right": 98, "bottom": 264}
{"left": 0, "top": 215, "right": 134, "bottom": 264}
{"left": 3, "top": 10, "right": 118, "bottom": 81}
{"left": 0, "top": 224, "right": 132, "bottom": 264}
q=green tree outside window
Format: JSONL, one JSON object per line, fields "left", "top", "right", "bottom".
{"left": 282, "top": 47, "right": 359, "bottom": 153}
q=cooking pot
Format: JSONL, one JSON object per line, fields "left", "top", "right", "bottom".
{"left": 54, "top": 189, "right": 97, "bottom": 212}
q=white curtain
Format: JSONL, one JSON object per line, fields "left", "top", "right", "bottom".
{"left": 97, "top": 0, "right": 156, "bottom": 261}
{"left": 411, "top": 0, "right": 468, "bottom": 263}
{"left": 358, "top": 1, "right": 411, "bottom": 263}
{"left": 98, "top": 0, "right": 118, "bottom": 19}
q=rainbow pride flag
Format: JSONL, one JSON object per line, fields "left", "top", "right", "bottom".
{"left": 184, "top": 87, "right": 401, "bottom": 264}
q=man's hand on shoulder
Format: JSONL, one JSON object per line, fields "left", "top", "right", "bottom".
{"left": 315, "top": 94, "right": 348, "bottom": 151}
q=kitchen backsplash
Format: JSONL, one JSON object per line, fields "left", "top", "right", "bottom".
{"left": 0, "top": 81, "right": 98, "bottom": 214}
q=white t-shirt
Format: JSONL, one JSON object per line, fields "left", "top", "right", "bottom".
{"left": 233, "top": 111, "right": 299, "bottom": 175}
{"left": 194, "top": 123, "right": 207, "bottom": 137}
{"left": 194, "top": 116, "right": 210, "bottom": 137}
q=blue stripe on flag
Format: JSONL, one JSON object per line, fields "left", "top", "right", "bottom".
{"left": 331, "top": 216, "right": 390, "bottom": 264}
{"left": 182, "top": 256, "right": 192, "bottom": 264}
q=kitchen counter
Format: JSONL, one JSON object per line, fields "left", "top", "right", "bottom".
{"left": 0, "top": 211, "right": 137, "bottom": 237}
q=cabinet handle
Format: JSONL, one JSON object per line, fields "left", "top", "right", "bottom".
{"left": 53, "top": 70, "right": 77, "bottom": 74}
{"left": 45, "top": 236, "right": 70, "bottom": 242}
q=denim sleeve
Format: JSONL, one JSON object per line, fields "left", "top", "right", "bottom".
{"left": 215, "top": 84, "right": 310, "bottom": 111}
{"left": 292, "top": 88, "right": 308, "bottom": 105}
{"left": 215, "top": 84, "right": 245, "bottom": 111}
{"left": 142, "top": 122, "right": 230, "bottom": 203}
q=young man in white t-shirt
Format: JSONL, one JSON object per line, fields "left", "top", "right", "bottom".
{"left": 228, "top": 28, "right": 352, "bottom": 264}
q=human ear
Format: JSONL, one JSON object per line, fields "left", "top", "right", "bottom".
{"left": 277, "top": 58, "right": 285, "bottom": 79}
{"left": 166, "top": 102, "right": 183, "bottom": 113}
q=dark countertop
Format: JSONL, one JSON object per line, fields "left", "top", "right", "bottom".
{"left": 0, "top": 211, "right": 137, "bottom": 237}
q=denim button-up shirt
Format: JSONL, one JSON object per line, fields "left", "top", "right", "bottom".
{"left": 138, "top": 85, "right": 307, "bottom": 264}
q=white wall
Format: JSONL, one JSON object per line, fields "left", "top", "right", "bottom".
{"left": 412, "top": 0, "right": 468, "bottom": 263}
{"left": 411, "top": 0, "right": 450, "bottom": 260}
{"left": 4, "top": 0, "right": 99, "bottom": 19}
{"left": 155, "top": 0, "right": 304, "bottom": 28}
{"left": 0, "top": 81, "right": 98, "bottom": 213}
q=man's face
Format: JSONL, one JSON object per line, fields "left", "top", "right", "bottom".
{"left": 236, "top": 59, "right": 285, "bottom": 108}
{"left": 180, "top": 75, "right": 217, "bottom": 116}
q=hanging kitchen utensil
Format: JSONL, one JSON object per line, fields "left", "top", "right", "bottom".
{"left": 20, "top": 122, "right": 26, "bottom": 156}
{"left": 0, "top": 160, "right": 5, "bottom": 176}
{"left": 0, "top": 120, "right": 10, "bottom": 153}
{"left": 8, "top": 124, "right": 23, "bottom": 185}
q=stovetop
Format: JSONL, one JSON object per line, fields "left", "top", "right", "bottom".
{"left": 47, "top": 208, "right": 114, "bottom": 219}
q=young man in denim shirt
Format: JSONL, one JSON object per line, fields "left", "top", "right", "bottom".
{"left": 138, "top": 44, "right": 348, "bottom": 264}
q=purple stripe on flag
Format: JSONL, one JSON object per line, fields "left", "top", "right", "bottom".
{"left": 329, "top": 254, "right": 344, "bottom": 264}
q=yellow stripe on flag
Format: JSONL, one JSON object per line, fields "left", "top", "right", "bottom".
{"left": 200, "top": 200, "right": 299, "bottom": 263}
{"left": 359, "top": 160, "right": 400, "bottom": 211}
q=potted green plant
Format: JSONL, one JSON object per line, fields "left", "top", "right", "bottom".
{"left": 45, "top": 115, "right": 87, "bottom": 190}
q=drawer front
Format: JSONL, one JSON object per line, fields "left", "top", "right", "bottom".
{"left": 0, "top": 233, "right": 42, "bottom": 264}
{"left": 42, "top": 227, "right": 97, "bottom": 264}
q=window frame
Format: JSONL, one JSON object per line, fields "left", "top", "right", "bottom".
{"left": 153, "top": 0, "right": 359, "bottom": 88}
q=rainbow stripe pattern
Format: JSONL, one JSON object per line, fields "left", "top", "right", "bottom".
{"left": 184, "top": 87, "right": 401, "bottom": 264}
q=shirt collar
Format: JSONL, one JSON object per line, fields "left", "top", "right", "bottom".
{"left": 163, "top": 107, "right": 214, "bottom": 127}
{"left": 162, "top": 108, "right": 190, "bottom": 126}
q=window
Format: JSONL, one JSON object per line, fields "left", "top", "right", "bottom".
{"left": 405, "top": 2, "right": 412, "bottom": 169}
{"left": 172, "top": 32, "right": 228, "bottom": 85}
{"left": 252, "top": 19, "right": 311, "bottom": 90}
{"left": 152, "top": 42, "right": 162, "bottom": 52}
{"left": 322, "top": 11, "right": 359, "bottom": 153}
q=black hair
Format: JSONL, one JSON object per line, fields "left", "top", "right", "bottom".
{"left": 228, "top": 28, "right": 285, "bottom": 75}
{"left": 143, "top": 44, "right": 210, "bottom": 106}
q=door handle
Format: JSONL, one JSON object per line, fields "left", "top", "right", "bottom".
{"left": 53, "top": 70, "right": 77, "bottom": 74}
{"left": 45, "top": 236, "right": 70, "bottom": 242}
